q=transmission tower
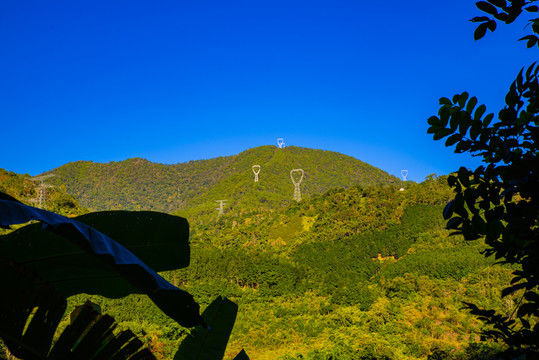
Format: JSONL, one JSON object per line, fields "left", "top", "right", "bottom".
{"left": 277, "top": 138, "right": 285, "bottom": 148}
{"left": 290, "top": 169, "right": 304, "bottom": 202}
{"left": 29, "top": 174, "right": 56, "bottom": 209}
{"left": 252, "top": 165, "right": 261, "bottom": 182}
{"left": 215, "top": 200, "right": 228, "bottom": 217}
{"left": 401, "top": 169, "right": 409, "bottom": 181}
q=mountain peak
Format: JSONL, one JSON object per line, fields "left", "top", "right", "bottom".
{"left": 48, "top": 146, "right": 400, "bottom": 213}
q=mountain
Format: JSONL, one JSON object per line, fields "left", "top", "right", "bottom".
{"left": 2, "top": 165, "right": 511, "bottom": 359}
{"left": 45, "top": 145, "right": 401, "bottom": 213}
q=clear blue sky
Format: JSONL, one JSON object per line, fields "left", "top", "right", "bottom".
{"left": 1, "top": 1, "right": 536, "bottom": 182}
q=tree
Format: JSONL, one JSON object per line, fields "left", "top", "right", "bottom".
{"left": 427, "top": 0, "right": 539, "bottom": 355}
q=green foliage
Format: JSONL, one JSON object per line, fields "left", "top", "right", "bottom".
{"left": 155, "top": 178, "right": 505, "bottom": 359}
{"left": 379, "top": 244, "right": 494, "bottom": 281}
{"left": 1, "top": 154, "right": 516, "bottom": 358}
{"left": 0, "top": 168, "right": 87, "bottom": 219}
{"left": 470, "top": 0, "right": 539, "bottom": 45}
{"left": 428, "top": 1, "right": 539, "bottom": 355}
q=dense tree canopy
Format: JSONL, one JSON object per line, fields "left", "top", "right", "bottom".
{"left": 428, "top": 0, "right": 539, "bottom": 355}
{"left": 47, "top": 146, "right": 400, "bottom": 213}
{"left": 1, "top": 164, "right": 515, "bottom": 359}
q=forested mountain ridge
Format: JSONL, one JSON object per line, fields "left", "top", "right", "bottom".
{"left": 45, "top": 145, "right": 401, "bottom": 213}
{"left": 1, "top": 167, "right": 514, "bottom": 359}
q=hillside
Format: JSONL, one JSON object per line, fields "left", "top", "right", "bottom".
{"left": 58, "top": 176, "right": 510, "bottom": 360}
{"left": 0, "top": 168, "right": 87, "bottom": 218}
{"left": 46, "top": 145, "right": 401, "bottom": 213}
{"left": 1, "top": 167, "right": 512, "bottom": 359}
{"left": 168, "top": 178, "right": 510, "bottom": 359}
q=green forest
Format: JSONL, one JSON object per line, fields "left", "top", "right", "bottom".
{"left": 2, "top": 2, "right": 539, "bottom": 357}
{"left": 0, "top": 164, "right": 519, "bottom": 359}
{"left": 45, "top": 146, "right": 400, "bottom": 213}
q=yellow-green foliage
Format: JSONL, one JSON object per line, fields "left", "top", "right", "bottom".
{"left": 54, "top": 177, "right": 508, "bottom": 359}
{"left": 3, "top": 165, "right": 511, "bottom": 359}
{"left": 301, "top": 215, "right": 317, "bottom": 231}
{"left": 0, "top": 168, "right": 87, "bottom": 218}
{"left": 48, "top": 145, "right": 400, "bottom": 213}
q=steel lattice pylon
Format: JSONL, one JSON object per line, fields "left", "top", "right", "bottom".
{"left": 290, "top": 169, "right": 304, "bottom": 202}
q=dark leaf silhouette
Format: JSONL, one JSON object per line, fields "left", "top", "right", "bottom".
{"left": 174, "top": 297, "right": 238, "bottom": 360}
{"left": 0, "top": 258, "right": 155, "bottom": 359}
{"left": 0, "top": 198, "right": 203, "bottom": 328}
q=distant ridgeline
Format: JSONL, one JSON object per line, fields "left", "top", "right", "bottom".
{"left": 45, "top": 146, "right": 401, "bottom": 214}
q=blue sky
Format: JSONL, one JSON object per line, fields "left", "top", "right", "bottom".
{"left": 1, "top": 1, "right": 537, "bottom": 182}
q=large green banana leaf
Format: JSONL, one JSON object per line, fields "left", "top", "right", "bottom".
{"left": 0, "top": 198, "right": 203, "bottom": 328}
{"left": 0, "top": 257, "right": 155, "bottom": 360}
{"left": 174, "top": 297, "right": 238, "bottom": 360}
{"left": 0, "top": 210, "right": 190, "bottom": 297}
{"left": 76, "top": 210, "right": 190, "bottom": 271}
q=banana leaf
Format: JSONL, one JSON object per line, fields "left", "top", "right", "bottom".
{"left": 0, "top": 198, "right": 203, "bottom": 328}
{"left": 76, "top": 210, "right": 190, "bottom": 271}
{"left": 0, "top": 191, "right": 22, "bottom": 229}
{"left": 0, "top": 257, "right": 155, "bottom": 360}
{"left": 174, "top": 297, "right": 238, "bottom": 360}
{"left": 0, "top": 210, "right": 190, "bottom": 298}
